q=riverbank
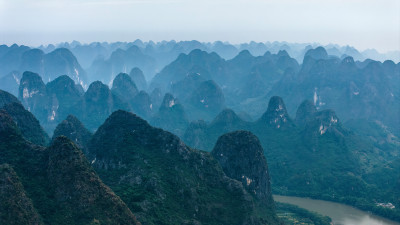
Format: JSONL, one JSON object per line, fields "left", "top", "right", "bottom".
{"left": 274, "top": 195, "right": 400, "bottom": 225}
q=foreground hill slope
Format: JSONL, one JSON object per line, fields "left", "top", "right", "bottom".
{"left": 88, "top": 110, "right": 279, "bottom": 225}
{"left": 0, "top": 110, "right": 140, "bottom": 225}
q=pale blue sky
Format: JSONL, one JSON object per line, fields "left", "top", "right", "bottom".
{"left": 0, "top": 0, "right": 399, "bottom": 52}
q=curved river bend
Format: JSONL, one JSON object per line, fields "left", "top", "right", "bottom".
{"left": 274, "top": 195, "right": 400, "bottom": 225}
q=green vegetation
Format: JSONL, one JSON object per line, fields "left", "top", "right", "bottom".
{"left": 275, "top": 202, "right": 331, "bottom": 225}
{"left": 184, "top": 102, "right": 400, "bottom": 222}
{"left": 0, "top": 111, "right": 139, "bottom": 225}
{"left": 89, "top": 110, "right": 280, "bottom": 225}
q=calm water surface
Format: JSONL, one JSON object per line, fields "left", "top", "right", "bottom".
{"left": 274, "top": 195, "right": 400, "bottom": 225}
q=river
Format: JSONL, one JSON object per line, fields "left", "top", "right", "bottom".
{"left": 274, "top": 195, "right": 400, "bottom": 225}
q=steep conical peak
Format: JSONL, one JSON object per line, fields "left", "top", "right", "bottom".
{"left": 112, "top": 73, "right": 138, "bottom": 92}
{"left": 46, "top": 75, "right": 82, "bottom": 96}
{"left": 237, "top": 50, "right": 253, "bottom": 58}
{"left": 150, "top": 88, "right": 162, "bottom": 103}
{"left": 18, "top": 71, "right": 46, "bottom": 101}
{"left": 52, "top": 115, "right": 92, "bottom": 153}
{"left": 259, "top": 96, "right": 292, "bottom": 128}
{"left": 211, "top": 108, "right": 243, "bottom": 125}
{"left": 46, "top": 75, "right": 83, "bottom": 120}
{"left": 89, "top": 110, "right": 275, "bottom": 224}
{"left": 48, "top": 48, "right": 75, "bottom": 57}
{"left": 48, "top": 136, "right": 140, "bottom": 225}
{"left": 312, "top": 109, "right": 340, "bottom": 135}
{"left": 151, "top": 93, "right": 188, "bottom": 136}
{"left": 0, "top": 90, "right": 20, "bottom": 108}
{"left": 212, "top": 130, "right": 273, "bottom": 203}
{"left": 89, "top": 110, "right": 183, "bottom": 163}
{"left": 341, "top": 56, "right": 355, "bottom": 65}
{"left": 132, "top": 90, "right": 153, "bottom": 119}
{"left": 46, "top": 75, "right": 79, "bottom": 93}
{"left": 111, "top": 73, "right": 139, "bottom": 102}
{"left": 0, "top": 164, "right": 44, "bottom": 225}
{"left": 160, "top": 93, "right": 178, "bottom": 109}
{"left": 85, "top": 81, "right": 110, "bottom": 99}
{"left": 304, "top": 46, "right": 328, "bottom": 60}
{"left": 295, "top": 100, "right": 317, "bottom": 126}
{"left": 188, "top": 49, "right": 208, "bottom": 57}
{"left": 190, "top": 80, "right": 225, "bottom": 111}
{"left": 2, "top": 102, "right": 49, "bottom": 146}
{"left": 22, "top": 48, "right": 44, "bottom": 60}
{"left": 277, "top": 50, "right": 289, "bottom": 57}
{"left": 129, "top": 67, "right": 147, "bottom": 91}
{"left": 98, "top": 110, "right": 150, "bottom": 131}
{"left": 45, "top": 48, "right": 87, "bottom": 86}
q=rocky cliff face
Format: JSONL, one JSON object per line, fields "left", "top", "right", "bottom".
{"left": 18, "top": 71, "right": 48, "bottom": 122}
{"left": 211, "top": 131, "right": 274, "bottom": 205}
{"left": 257, "top": 96, "right": 293, "bottom": 129}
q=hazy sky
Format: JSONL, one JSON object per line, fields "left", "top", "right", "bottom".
{"left": 0, "top": 0, "right": 399, "bottom": 52}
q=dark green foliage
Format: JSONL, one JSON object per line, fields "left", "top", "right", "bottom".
{"left": 88, "top": 110, "right": 277, "bottom": 225}
{"left": 255, "top": 52, "right": 400, "bottom": 136}
{"left": 184, "top": 97, "right": 400, "bottom": 221}
{"left": 111, "top": 73, "right": 139, "bottom": 107}
{"left": 71, "top": 81, "right": 129, "bottom": 131}
{"left": 186, "top": 80, "right": 225, "bottom": 121}
{"left": 295, "top": 100, "right": 317, "bottom": 127}
{"left": 150, "top": 93, "right": 189, "bottom": 137}
{"left": 171, "top": 70, "right": 207, "bottom": 101}
{"left": 47, "top": 137, "right": 140, "bottom": 225}
{"left": 46, "top": 75, "right": 83, "bottom": 124}
{"left": 0, "top": 89, "right": 20, "bottom": 108}
{"left": 1, "top": 102, "right": 49, "bottom": 145}
{"left": 183, "top": 120, "right": 210, "bottom": 150}
{"left": 0, "top": 111, "right": 141, "bottom": 225}
{"left": 52, "top": 115, "right": 92, "bottom": 154}
{"left": 0, "top": 164, "right": 44, "bottom": 225}
{"left": 211, "top": 131, "right": 275, "bottom": 205}
{"left": 256, "top": 96, "right": 293, "bottom": 129}
{"left": 132, "top": 90, "right": 153, "bottom": 120}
